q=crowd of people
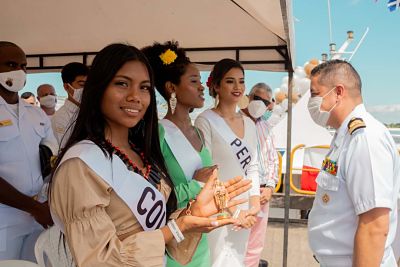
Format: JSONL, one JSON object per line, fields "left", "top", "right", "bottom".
{"left": 0, "top": 39, "right": 399, "bottom": 267}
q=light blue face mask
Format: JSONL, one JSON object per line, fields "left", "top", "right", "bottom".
{"left": 261, "top": 110, "right": 273, "bottom": 121}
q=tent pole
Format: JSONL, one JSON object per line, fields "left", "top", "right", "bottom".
{"left": 283, "top": 70, "right": 294, "bottom": 267}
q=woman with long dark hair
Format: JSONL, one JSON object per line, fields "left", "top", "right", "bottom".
{"left": 195, "top": 59, "right": 261, "bottom": 266}
{"left": 143, "top": 41, "right": 216, "bottom": 267}
{"left": 49, "top": 44, "right": 250, "bottom": 267}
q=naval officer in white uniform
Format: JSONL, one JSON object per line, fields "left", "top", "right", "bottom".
{"left": 0, "top": 42, "right": 58, "bottom": 261}
{"left": 307, "top": 60, "right": 400, "bottom": 267}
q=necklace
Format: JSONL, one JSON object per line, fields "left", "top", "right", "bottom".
{"left": 213, "top": 108, "right": 241, "bottom": 120}
{"left": 105, "top": 139, "right": 152, "bottom": 179}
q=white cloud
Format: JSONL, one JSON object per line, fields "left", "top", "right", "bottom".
{"left": 366, "top": 104, "right": 400, "bottom": 124}
{"left": 367, "top": 104, "right": 400, "bottom": 113}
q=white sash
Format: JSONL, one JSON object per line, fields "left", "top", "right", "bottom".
{"left": 54, "top": 140, "right": 166, "bottom": 232}
{"left": 160, "top": 119, "right": 203, "bottom": 181}
{"left": 201, "top": 110, "right": 253, "bottom": 175}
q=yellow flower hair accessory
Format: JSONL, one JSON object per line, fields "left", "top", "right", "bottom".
{"left": 159, "top": 49, "right": 178, "bottom": 65}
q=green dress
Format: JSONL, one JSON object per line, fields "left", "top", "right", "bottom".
{"left": 159, "top": 124, "right": 212, "bottom": 267}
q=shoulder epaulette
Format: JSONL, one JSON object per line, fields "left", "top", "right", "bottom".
{"left": 347, "top": 117, "right": 366, "bottom": 135}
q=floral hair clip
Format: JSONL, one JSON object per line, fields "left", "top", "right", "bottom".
{"left": 159, "top": 49, "right": 178, "bottom": 65}
{"left": 206, "top": 75, "right": 213, "bottom": 88}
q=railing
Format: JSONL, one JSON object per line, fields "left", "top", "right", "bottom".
{"left": 275, "top": 152, "right": 283, "bottom": 193}
{"left": 289, "top": 144, "right": 330, "bottom": 195}
{"left": 270, "top": 144, "right": 398, "bottom": 213}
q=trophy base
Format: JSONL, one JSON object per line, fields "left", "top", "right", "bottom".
{"left": 216, "top": 212, "right": 231, "bottom": 220}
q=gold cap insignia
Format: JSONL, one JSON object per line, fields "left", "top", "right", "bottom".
{"left": 347, "top": 117, "right": 366, "bottom": 135}
{"left": 322, "top": 193, "right": 330, "bottom": 204}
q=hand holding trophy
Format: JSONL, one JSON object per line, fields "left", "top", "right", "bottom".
{"left": 189, "top": 168, "right": 251, "bottom": 218}
{"left": 214, "top": 179, "right": 230, "bottom": 220}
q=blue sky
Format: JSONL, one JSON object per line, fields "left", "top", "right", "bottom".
{"left": 291, "top": 0, "right": 400, "bottom": 123}
{"left": 22, "top": 0, "right": 400, "bottom": 123}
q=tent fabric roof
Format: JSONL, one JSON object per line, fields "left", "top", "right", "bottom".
{"left": 2, "top": 0, "right": 294, "bottom": 72}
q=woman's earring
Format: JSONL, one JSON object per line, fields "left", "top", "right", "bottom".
{"left": 169, "top": 92, "right": 177, "bottom": 115}
{"left": 214, "top": 94, "right": 219, "bottom": 108}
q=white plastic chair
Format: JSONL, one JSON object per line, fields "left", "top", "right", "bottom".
{"left": 34, "top": 226, "right": 75, "bottom": 267}
{"left": 0, "top": 260, "right": 40, "bottom": 267}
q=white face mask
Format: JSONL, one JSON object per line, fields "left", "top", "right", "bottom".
{"left": 248, "top": 100, "right": 267, "bottom": 119}
{"left": 0, "top": 70, "right": 26, "bottom": 92}
{"left": 307, "top": 87, "right": 338, "bottom": 127}
{"left": 39, "top": 95, "right": 57, "bottom": 108}
{"left": 68, "top": 84, "right": 84, "bottom": 103}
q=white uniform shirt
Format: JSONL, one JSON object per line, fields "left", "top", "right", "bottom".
{"left": 308, "top": 104, "right": 400, "bottom": 266}
{"left": 0, "top": 96, "right": 57, "bottom": 226}
{"left": 51, "top": 99, "right": 79, "bottom": 149}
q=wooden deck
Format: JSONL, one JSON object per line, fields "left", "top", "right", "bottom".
{"left": 259, "top": 193, "right": 317, "bottom": 267}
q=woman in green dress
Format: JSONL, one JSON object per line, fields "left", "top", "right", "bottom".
{"left": 142, "top": 41, "right": 215, "bottom": 267}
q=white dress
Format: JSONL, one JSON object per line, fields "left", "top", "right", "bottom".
{"left": 195, "top": 110, "right": 260, "bottom": 267}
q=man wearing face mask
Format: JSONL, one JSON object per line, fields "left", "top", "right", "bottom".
{"left": 241, "top": 83, "right": 279, "bottom": 267}
{"left": 21, "top": 92, "right": 37, "bottom": 106}
{"left": 37, "top": 84, "right": 57, "bottom": 117}
{"left": 0, "top": 41, "right": 58, "bottom": 260}
{"left": 307, "top": 60, "right": 400, "bottom": 267}
{"left": 51, "top": 62, "right": 88, "bottom": 149}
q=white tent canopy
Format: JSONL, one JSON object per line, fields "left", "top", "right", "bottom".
{"left": 273, "top": 91, "right": 333, "bottom": 149}
{"left": 2, "top": 0, "right": 294, "bottom": 72}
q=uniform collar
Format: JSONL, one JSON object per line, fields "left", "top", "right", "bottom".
{"left": 0, "top": 95, "right": 32, "bottom": 118}
{"left": 333, "top": 104, "right": 366, "bottom": 147}
{"left": 0, "top": 94, "right": 31, "bottom": 106}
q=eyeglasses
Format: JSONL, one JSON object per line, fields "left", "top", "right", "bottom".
{"left": 253, "top": 95, "right": 272, "bottom": 107}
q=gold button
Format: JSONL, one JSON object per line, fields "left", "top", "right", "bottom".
{"left": 322, "top": 193, "right": 330, "bottom": 204}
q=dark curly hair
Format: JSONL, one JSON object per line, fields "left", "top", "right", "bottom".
{"left": 141, "top": 41, "right": 191, "bottom": 100}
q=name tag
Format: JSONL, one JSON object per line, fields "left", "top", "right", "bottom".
{"left": 0, "top": 119, "right": 12, "bottom": 127}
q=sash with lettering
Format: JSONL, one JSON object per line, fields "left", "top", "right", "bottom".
{"left": 160, "top": 119, "right": 203, "bottom": 181}
{"left": 201, "top": 110, "right": 253, "bottom": 175}
{"left": 53, "top": 140, "right": 166, "bottom": 232}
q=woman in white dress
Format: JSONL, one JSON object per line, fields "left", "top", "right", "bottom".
{"left": 195, "top": 59, "right": 261, "bottom": 266}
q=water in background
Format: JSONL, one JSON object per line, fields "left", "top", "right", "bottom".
{"left": 390, "top": 129, "right": 400, "bottom": 148}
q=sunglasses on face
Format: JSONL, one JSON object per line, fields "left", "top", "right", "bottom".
{"left": 253, "top": 95, "right": 272, "bottom": 107}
